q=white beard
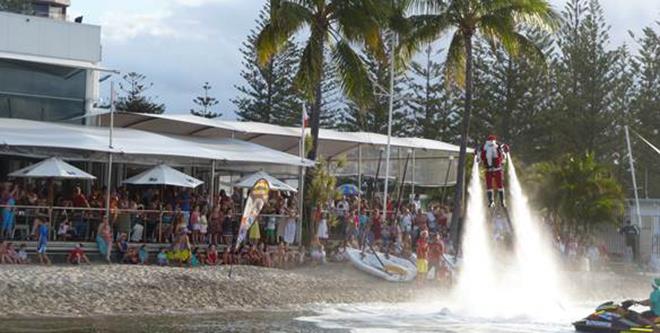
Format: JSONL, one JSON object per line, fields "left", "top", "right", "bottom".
{"left": 485, "top": 140, "right": 497, "bottom": 166}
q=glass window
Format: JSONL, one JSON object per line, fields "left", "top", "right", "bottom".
{"left": 0, "top": 59, "right": 86, "bottom": 122}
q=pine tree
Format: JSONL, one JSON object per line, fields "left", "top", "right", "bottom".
{"left": 470, "top": 29, "right": 555, "bottom": 163}
{"left": 550, "top": 0, "right": 623, "bottom": 158}
{"left": 404, "top": 45, "right": 460, "bottom": 142}
{"left": 338, "top": 32, "right": 408, "bottom": 135}
{"left": 232, "top": 4, "right": 300, "bottom": 126}
{"left": 190, "top": 82, "right": 220, "bottom": 119}
{"left": 630, "top": 22, "right": 660, "bottom": 197}
{"left": 116, "top": 72, "right": 166, "bottom": 114}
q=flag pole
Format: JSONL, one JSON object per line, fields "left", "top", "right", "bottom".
{"left": 105, "top": 81, "right": 115, "bottom": 219}
{"left": 625, "top": 125, "right": 642, "bottom": 228}
{"left": 297, "top": 102, "right": 306, "bottom": 245}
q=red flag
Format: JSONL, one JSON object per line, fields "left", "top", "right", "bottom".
{"left": 303, "top": 109, "right": 309, "bottom": 128}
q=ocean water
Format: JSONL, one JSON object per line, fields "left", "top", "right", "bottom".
{"left": 0, "top": 301, "right": 595, "bottom": 333}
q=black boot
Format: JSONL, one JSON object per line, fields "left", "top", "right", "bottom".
{"left": 487, "top": 191, "right": 495, "bottom": 208}
{"left": 498, "top": 190, "right": 506, "bottom": 208}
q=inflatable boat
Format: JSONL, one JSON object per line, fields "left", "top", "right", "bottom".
{"left": 345, "top": 248, "right": 417, "bottom": 282}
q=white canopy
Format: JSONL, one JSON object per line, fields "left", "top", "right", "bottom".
{"left": 234, "top": 171, "right": 297, "bottom": 192}
{"left": 92, "top": 112, "right": 465, "bottom": 157}
{"left": 8, "top": 157, "right": 96, "bottom": 179}
{"left": 0, "top": 118, "right": 313, "bottom": 167}
{"left": 122, "top": 164, "right": 203, "bottom": 188}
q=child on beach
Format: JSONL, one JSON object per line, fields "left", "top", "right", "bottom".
{"left": 416, "top": 231, "right": 429, "bottom": 286}
{"left": 138, "top": 244, "right": 149, "bottom": 265}
{"left": 116, "top": 233, "right": 129, "bottom": 263}
{"left": 157, "top": 248, "right": 169, "bottom": 266}
{"left": 190, "top": 205, "right": 201, "bottom": 244}
{"left": 247, "top": 243, "right": 261, "bottom": 266}
{"left": 199, "top": 207, "right": 208, "bottom": 244}
{"left": 206, "top": 244, "right": 219, "bottom": 265}
{"left": 208, "top": 206, "right": 222, "bottom": 246}
{"left": 189, "top": 247, "right": 201, "bottom": 267}
{"left": 222, "top": 245, "right": 234, "bottom": 265}
{"left": 16, "top": 244, "right": 28, "bottom": 264}
{"left": 259, "top": 242, "right": 272, "bottom": 268}
{"left": 34, "top": 218, "right": 51, "bottom": 265}
{"left": 67, "top": 243, "right": 91, "bottom": 265}
{"left": 0, "top": 241, "right": 11, "bottom": 264}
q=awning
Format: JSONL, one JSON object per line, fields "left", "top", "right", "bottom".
{"left": 90, "top": 112, "right": 468, "bottom": 157}
{"left": 0, "top": 51, "right": 119, "bottom": 73}
{"left": 0, "top": 118, "right": 313, "bottom": 168}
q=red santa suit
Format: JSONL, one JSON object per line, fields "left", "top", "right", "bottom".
{"left": 478, "top": 135, "right": 509, "bottom": 207}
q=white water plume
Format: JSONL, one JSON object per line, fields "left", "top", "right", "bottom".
{"left": 452, "top": 155, "right": 565, "bottom": 319}
{"left": 453, "top": 157, "right": 498, "bottom": 313}
{"left": 507, "top": 155, "right": 564, "bottom": 313}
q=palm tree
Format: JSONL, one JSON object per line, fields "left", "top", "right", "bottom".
{"left": 255, "top": 0, "right": 384, "bottom": 161}
{"left": 403, "top": 0, "right": 559, "bottom": 247}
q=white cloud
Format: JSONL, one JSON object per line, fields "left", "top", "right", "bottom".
{"left": 100, "top": 10, "right": 180, "bottom": 42}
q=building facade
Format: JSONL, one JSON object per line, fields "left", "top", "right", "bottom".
{"left": 0, "top": 3, "right": 103, "bottom": 123}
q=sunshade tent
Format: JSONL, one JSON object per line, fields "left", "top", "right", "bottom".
{"left": 8, "top": 157, "right": 96, "bottom": 180}
{"left": 122, "top": 164, "right": 203, "bottom": 188}
{"left": 0, "top": 118, "right": 313, "bottom": 168}
{"left": 90, "top": 112, "right": 468, "bottom": 186}
{"left": 234, "top": 171, "right": 297, "bottom": 192}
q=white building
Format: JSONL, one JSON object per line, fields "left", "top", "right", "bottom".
{"left": 0, "top": 1, "right": 106, "bottom": 123}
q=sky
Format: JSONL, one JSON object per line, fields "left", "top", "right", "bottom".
{"left": 69, "top": 0, "right": 660, "bottom": 119}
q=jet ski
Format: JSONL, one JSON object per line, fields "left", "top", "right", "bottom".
{"left": 573, "top": 301, "right": 654, "bottom": 333}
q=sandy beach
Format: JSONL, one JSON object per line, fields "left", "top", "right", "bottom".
{"left": 0, "top": 263, "right": 421, "bottom": 318}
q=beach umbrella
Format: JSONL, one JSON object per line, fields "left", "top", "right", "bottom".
{"left": 8, "top": 157, "right": 96, "bottom": 180}
{"left": 337, "top": 183, "right": 360, "bottom": 196}
{"left": 9, "top": 157, "right": 96, "bottom": 225}
{"left": 122, "top": 164, "right": 203, "bottom": 188}
{"left": 234, "top": 171, "right": 297, "bottom": 192}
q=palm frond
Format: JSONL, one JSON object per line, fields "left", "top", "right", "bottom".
{"left": 399, "top": 14, "right": 455, "bottom": 63}
{"left": 444, "top": 31, "right": 466, "bottom": 86}
{"left": 331, "top": 40, "right": 374, "bottom": 107}
{"left": 255, "top": 1, "right": 311, "bottom": 66}
{"left": 480, "top": 0, "right": 561, "bottom": 32}
{"left": 293, "top": 33, "right": 325, "bottom": 99}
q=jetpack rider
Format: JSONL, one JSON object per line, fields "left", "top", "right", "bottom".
{"left": 477, "top": 134, "right": 510, "bottom": 208}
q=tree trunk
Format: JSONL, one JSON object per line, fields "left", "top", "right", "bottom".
{"left": 450, "top": 33, "right": 474, "bottom": 253}
{"left": 301, "top": 70, "right": 323, "bottom": 245}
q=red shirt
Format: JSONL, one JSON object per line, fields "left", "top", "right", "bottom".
{"left": 72, "top": 194, "right": 88, "bottom": 207}
{"left": 68, "top": 248, "right": 84, "bottom": 260}
{"left": 416, "top": 239, "right": 428, "bottom": 259}
{"left": 428, "top": 241, "right": 444, "bottom": 262}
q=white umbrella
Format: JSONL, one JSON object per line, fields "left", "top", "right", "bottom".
{"left": 9, "top": 157, "right": 96, "bottom": 180}
{"left": 234, "top": 171, "right": 297, "bottom": 192}
{"left": 122, "top": 164, "right": 203, "bottom": 188}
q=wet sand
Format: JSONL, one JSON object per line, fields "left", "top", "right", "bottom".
{"left": 0, "top": 263, "right": 419, "bottom": 318}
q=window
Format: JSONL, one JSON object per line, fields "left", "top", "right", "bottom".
{"left": 0, "top": 59, "right": 86, "bottom": 122}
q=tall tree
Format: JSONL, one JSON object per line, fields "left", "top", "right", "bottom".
{"left": 233, "top": 4, "right": 300, "bottom": 125}
{"left": 190, "top": 82, "right": 220, "bottom": 119}
{"left": 116, "top": 72, "right": 165, "bottom": 114}
{"left": 404, "top": 44, "right": 460, "bottom": 141}
{"left": 405, "top": 0, "right": 559, "bottom": 246}
{"left": 470, "top": 29, "right": 555, "bottom": 163}
{"left": 339, "top": 32, "right": 409, "bottom": 136}
{"left": 256, "top": 0, "right": 383, "bottom": 161}
{"left": 550, "top": 0, "right": 625, "bottom": 158}
{"left": 630, "top": 21, "right": 660, "bottom": 197}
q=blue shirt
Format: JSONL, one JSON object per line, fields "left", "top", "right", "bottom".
{"left": 651, "top": 288, "right": 660, "bottom": 316}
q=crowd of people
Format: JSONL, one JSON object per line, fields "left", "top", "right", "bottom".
{"left": 314, "top": 193, "right": 455, "bottom": 285}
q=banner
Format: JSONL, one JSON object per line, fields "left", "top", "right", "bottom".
{"left": 235, "top": 178, "right": 270, "bottom": 248}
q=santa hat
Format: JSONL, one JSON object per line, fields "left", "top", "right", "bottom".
{"left": 487, "top": 134, "right": 497, "bottom": 141}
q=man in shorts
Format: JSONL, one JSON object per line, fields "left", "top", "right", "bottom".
{"left": 416, "top": 230, "right": 429, "bottom": 286}
{"left": 35, "top": 217, "right": 51, "bottom": 265}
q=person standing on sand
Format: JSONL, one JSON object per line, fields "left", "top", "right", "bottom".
{"left": 96, "top": 216, "right": 113, "bottom": 263}
{"left": 416, "top": 231, "right": 429, "bottom": 286}
{"left": 34, "top": 217, "right": 51, "bottom": 265}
